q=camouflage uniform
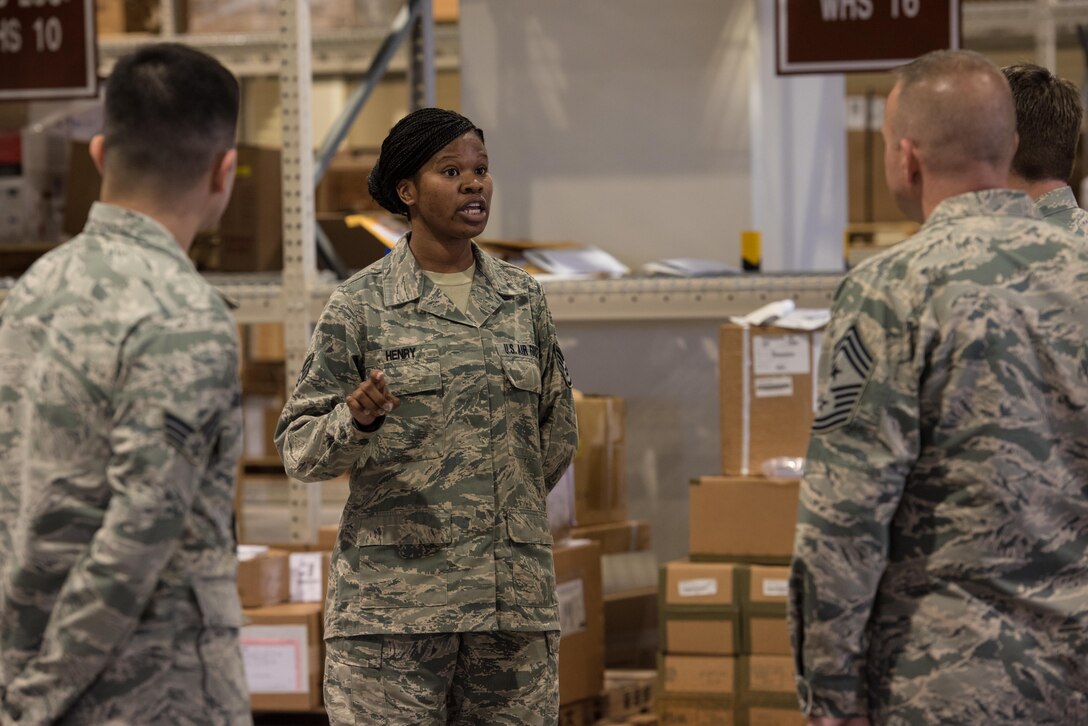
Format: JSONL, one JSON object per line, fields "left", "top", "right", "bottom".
{"left": 1035, "top": 184, "right": 1088, "bottom": 237}
{"left": 789, "top": 190, "right": 1088, "bottom": 725}
{"left": 0, "top": 203, "right": 250, "bottom": 725}
{"left": 276, "top": 237, "right": 577, "bottom": 724}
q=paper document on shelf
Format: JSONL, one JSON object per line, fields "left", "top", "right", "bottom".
{"left": 729, "top": 299, "right": 830, "bottom": 330}
{"left": 641, "top": 258, "right": 740, "bottom": 277}
{"left": 523, "top": 246, "right": 630, "bottom": 278}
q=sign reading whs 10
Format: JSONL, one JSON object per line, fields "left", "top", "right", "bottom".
{"left": 0, "top": 0, "right": 97, "bottom": 100}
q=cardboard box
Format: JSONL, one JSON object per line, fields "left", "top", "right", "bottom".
{"left": 738, "top": 656, "right": 801, "bottom": 725}
{"left": 660, "top": 561, "right": 740, "bottom": 656}
{"left": 597, "top": 669, "right": 656, "bottom": 722}
{"left": 660, "top": 655, "right": 734, "bottom": 696}
{"left": 236, "top": 547, "right": 290, "bottom": 608}
{"left": 743, "top": 566, "right": 790, "bottom": 656}
{"left": 242, "top": 602, "right": 323, "bottom": 711}
{"left": 571, "top": 519, "right": 651, "bottom": 556}
{"left": 719, "top": 324, "right": 822, "bottom": 476}
{"left": 559, "top": 698, "right": 597, "bottom": 726}
{"left": 315, "top": 151, "right": 379, "bottom": 214}
{"left": 742, "top": 707, "right": 804, "bottom": 726}
{"left": 217, "top": 144, "right": 282, "bottom": 272}
{"left": 848, "top": 127, "right": 908, "bottom": 224}
{"left": 433, "top": 0, "right": 459, "bottom": 23}
{"left": 95, "top": 0, "right": 160, "bottom": 34}
{"left": 657, "top": 696, "right": 734, "bottom": 726}
{"left": 688, "top": 477, "right": 799, "bottom": 565}
{"left": 604, "top": 589, "right": 658, "bottom": 669}
{"left": 555, "top": 539, "right": 605, "bottom": 706}
{"left": 574, "top": 395, "right": 627, "bottom": 526}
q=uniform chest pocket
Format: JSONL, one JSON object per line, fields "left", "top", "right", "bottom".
{"left": 500, "top": 356, "right": 542, "bottom": 461}
{"left": 377, "top": 358, "right": 444, "bottom": 463}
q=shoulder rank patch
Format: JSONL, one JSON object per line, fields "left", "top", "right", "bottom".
{"left": 812, "top": 324, "right": 873, "bottom": 432}
{"left": 554, "top": 340, "right": 572, "bottom": 388}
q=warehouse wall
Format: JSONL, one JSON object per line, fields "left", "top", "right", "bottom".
{"left": 459, "top": 0, "right": 756, "bottom": 270}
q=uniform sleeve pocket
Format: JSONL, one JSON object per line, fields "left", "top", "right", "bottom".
{"left": 193, "top": 577, "right": 245, "bottom": 629}
{"left": 507, "top": 509, "right": 556, "bottom": 608}
{"left": 506, "top": 508, "right": 553, "bottom": 545}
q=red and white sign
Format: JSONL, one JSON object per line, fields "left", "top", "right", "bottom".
{"left": 0, "top": 0, "right": 97, "bottom": 100}
{"left": 776, "top": 0, "right": 961, "bottom": 75}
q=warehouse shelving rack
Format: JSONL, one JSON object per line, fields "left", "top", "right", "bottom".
{"left": 2, "top": 0, "right": 1086, "bottom": 542}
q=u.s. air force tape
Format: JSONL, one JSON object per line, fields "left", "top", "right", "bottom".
{"left": 812, "top": 324, "right": 873, "bottom": 432}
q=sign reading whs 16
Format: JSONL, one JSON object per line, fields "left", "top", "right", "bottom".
{"left": 776, "top": 0, "right": 961, "bottom": 75}
{"left": 0, "top": 0, "right": 97, "bottom": 100}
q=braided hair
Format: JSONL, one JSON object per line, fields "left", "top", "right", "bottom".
{"left": 367, "top": 107, "right": 485, "bottom": 216}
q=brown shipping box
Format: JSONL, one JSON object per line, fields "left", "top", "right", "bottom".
{"left": 660, "top": 655, "right": 735, "bottom": 696}
{"left": 570, "top": 519, "right": 651, "bottom": 556}
{"left": 660, "top": 561, "right": 740, "bottom": 656}
{"left": 743, "top": 566, "right": 790, "bottom": 656}
{"left": 217, "top": 144, "right": 283, "bottom": 272}
{"left": 237, "top": 549, "right": 290, "bottom": 608}
{"left": 573, "top": 395, "right": 626, "bottom": 526}
{"left": 554, "top": 539, "right": 604, "bottom": 705}
{"left": 657, "top": 695, "right": 734, "bottom": 726}
{"left": 242, "top": 602, "right": 323, "bottom": 711}
{"left": 719, "top": 324, "right": 822, "bottom": 476}
{"left": 848, "top": 128, "right": 909, "bottom": 224}
{"left": 689, "top": 477, "right": 800, "bottom": 564}
{"left": 738, "top": 655, "right": 803, "bottom": 725}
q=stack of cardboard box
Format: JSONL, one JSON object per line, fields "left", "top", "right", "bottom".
{"left": 236, "top": 542, "right": 331, "bottom": 713}
{"left": 555, "top": 539, "right": 606, "bottom": 717}
{"left": 654, "top": 320, "right": 822, "bottom": 724}
{"left": 568, "top": 394, "right": 658, "bottom": 669}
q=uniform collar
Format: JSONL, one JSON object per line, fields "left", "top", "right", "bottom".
{"left": 383, "top": 234, "right": 519, "bottom": 305}
{"left": 1034, "top": 185, "right": 1079, "bottom": 219}
{"left": 923, "top": 189, "right": 1040, "bottom": 231}
{"left": 382, "top": 234, "right": 522, "bottom": 327}
{"left": 82, "top": 202, "right": 198, "bottom": 271}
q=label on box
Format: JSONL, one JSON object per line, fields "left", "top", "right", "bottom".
{"left": 754, "top": 376, "right": 794, "bottom": 398}
{"left": 237, "top": 544, "right": 269, "bottom": 562}
{"left": 752, "top": 335, "right": 810, "bottom": 375}
{"left": 762, "top": 578, "right": 789, "bottom": 598}
{"left": 678, "top": 578, "right": 719, "bottom": 598}
{"left": 557, "top": 579, "right": 586, "bottom": 636}
{"left": 289, "top": 552, "right": 325, "bottom": 603}
{"left": 240, "top": 624, "right": 309, "bottom": 693}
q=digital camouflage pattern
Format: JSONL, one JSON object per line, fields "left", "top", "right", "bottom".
{"left": 0, "top": 203, "right": 250, "bottom": 725}
{"left": 324, "top": 630, "right": 559, "bottom": 725}
{"left": 276, "top": 236, "right": 578, "bottom": 639}
{"left": 790, "top": 189, "right": 1088, "bottom": 724}
{"left": 1035, "top": 184, "right": 1088, "bottom": 238}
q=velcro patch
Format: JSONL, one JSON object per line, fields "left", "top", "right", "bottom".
{"left": 812, "top": 325, "right": 873, "bottom": 432}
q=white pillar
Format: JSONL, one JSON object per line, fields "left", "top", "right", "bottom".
{"left": 749, "top": 0, "right": 847, "bottom": 273}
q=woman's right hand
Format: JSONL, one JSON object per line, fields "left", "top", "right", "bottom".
{"left": 346, "top": 369, "right": 401, "bottom": 426}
